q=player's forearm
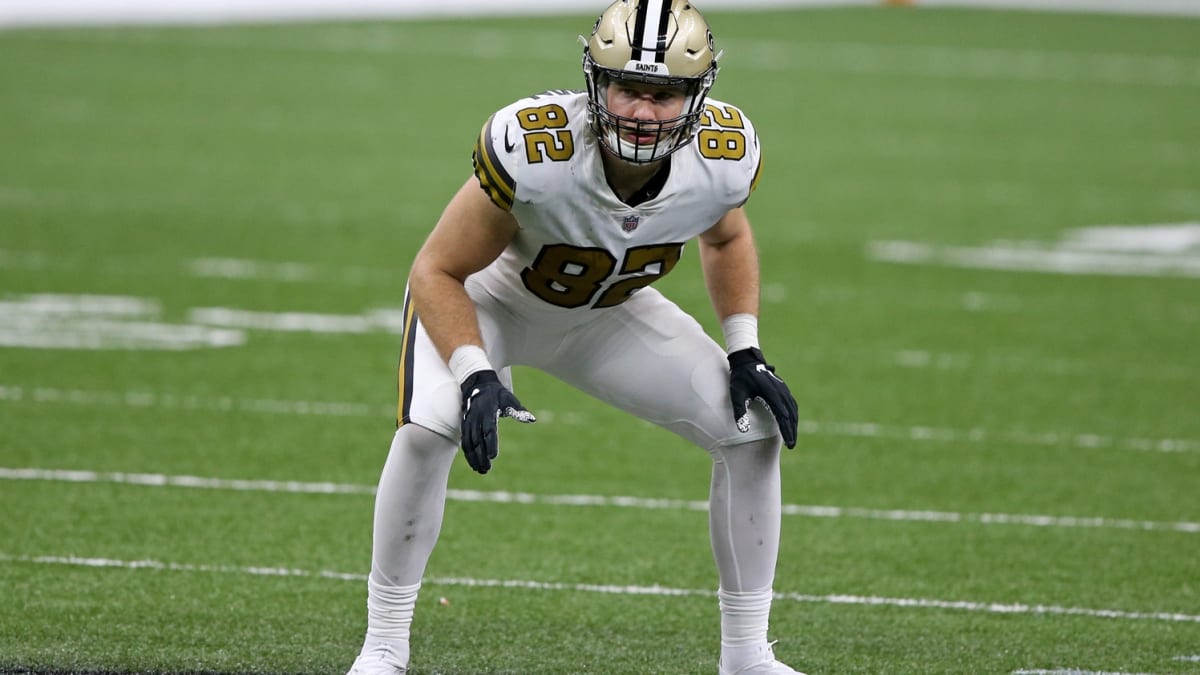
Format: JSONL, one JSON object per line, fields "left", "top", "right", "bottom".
{"left": 405, "top": 178, "right": 517, "bottom": 370}
{"left": 700, "top": 230, "right": 761, "bottom": 321}
{"left": 408, "top": 264, "right": 485, "bottom": 364}
{"left": 701, "top": 234, "right": 766, "bottom": 355}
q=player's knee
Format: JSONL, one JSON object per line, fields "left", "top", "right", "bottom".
{"left": 708, "top": 434, "right": 782, "bottom": 465}
{"left": 391, "top": 423, "right": 458, "bottom": 459}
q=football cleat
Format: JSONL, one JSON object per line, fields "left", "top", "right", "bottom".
{"left": 345, "top": 638, "right": 408, "bottom": 675}
{"left": 719, "top": 642, "right": 807, "bottom": 675}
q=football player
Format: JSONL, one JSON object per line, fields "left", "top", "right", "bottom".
{"left": 346, "top": 1, "right": 803, "bottom": 673}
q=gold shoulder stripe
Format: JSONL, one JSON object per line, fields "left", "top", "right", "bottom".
{"left": 472, "top": 115, "right": 516, "bottom": 211}
{"left": 749, "top": 153, "right": 763, "bottom": 194}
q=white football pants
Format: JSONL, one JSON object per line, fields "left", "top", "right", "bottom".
{"left": 367, "top": 278, "right": 785, "bottom": 638}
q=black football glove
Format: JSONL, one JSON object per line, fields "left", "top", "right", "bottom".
{"left": 459, "top": 370, "right": 536, "bottom": 474}
{"left": 728, "top": 347, "right": 799, "bottom": 449}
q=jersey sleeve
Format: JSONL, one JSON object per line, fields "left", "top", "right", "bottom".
{"left": 735, "top": 107, "right": 763, "bottom": 206}
{"left": 743, "top": 135, "right": 763, "bottom": 206}
{"left": 472, "top": 113, "right": 518, "bottom": 212}
{"left": 695, "top": 99, "right": 764, "bottom": 208}
{"left": 748, "top": 123, "right": 763, "bottom": 193}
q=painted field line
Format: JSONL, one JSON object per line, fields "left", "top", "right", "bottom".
{"left": 27, "top": 28, "right": 1200, "bottom": 89}
{"left": 189, "top": 257, "right": 394, "bottom": 285}
{"left": 892, "top": 349, "right": 1196, "bottom": 383}
{"left": 4, "top": 467, "right": 1199, "bottom": 534}
{"left": 0, "top": 467, "right": 377, "bottom": 495}
{"left": 729, "top": 38, "right": 1200, "bottom": 88}
{"left": 1014, "top": 670, "right": 1161, "bottom": 675}
{"left": 3, "top": 552, "right": 1199, "bottom": 625}
{"left": 3, "top": 384, "right": 1198, "bottom": 455}
{"left": 869, "top": 240, "right": 1200, "bottom": 278}
{"left": 0, "top": 384, "right": 382, "bottom": 417}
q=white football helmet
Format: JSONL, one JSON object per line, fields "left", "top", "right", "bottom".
{"left": 582, "top": 0, "right": 720, "bottom": 163}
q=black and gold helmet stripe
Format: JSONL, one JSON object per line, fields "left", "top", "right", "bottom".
{"left": 472, "top": 115, "right": 516, "bottom": 211}
{"left": 629, "top": 0, "right": 672, "bottom": 64}
{"left": 395, "top": 291, "right": 418, "bottom": 428}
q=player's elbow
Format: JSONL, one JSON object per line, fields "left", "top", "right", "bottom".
{"left": 409, "top": 254, "right": 466, "bottom": 295}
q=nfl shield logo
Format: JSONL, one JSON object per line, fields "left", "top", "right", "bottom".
{"left": 622, "top": 215, "right": 640, "bottom": 232}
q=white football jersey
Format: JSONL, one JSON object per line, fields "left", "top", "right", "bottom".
{"left": 396, "top": 90, "right": 778, "bottom": 449}
{"left": 471, "top": 90, "right": 762, "bottom": 316}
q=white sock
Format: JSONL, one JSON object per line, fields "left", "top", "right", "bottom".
{"left": 718, "top": 586, "right": 774, "bottom": 649}
{"left": 718, "top": 586, "right": 775, "bottom": 671}
{"left": 366, "top": 574, "right": 420, "bottom": 643}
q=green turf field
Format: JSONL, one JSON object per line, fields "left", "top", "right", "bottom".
{"left": 2, "top": 5, "right": 1199, "bottom": 674}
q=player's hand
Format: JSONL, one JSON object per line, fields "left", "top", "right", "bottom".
{"left": 727, "top": 347, "right": 799, "bottom": 449}
{"left": 459, "top": 370, "right": 536, "bottom": 474}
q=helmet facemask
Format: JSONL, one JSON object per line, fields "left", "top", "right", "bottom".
{"left": 582, "top": 0, "right": 720, "bottom": 165}
{"left": 583, "top": 58, "right": 716, "bottom": 164}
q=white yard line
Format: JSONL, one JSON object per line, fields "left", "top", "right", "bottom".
{"left": 728, "top": 39, "right": 1200, "bottom": 88}
{"left": 0, "top": 385, "right": 379, "bottom": 417}
{"left": 0, "top": 468, "right": 377, "bottom": 495}
{"left": 188, "top": 257, "right": 395, "bottom": 286}
{"left": 2, "top": 552, "right": 1198, "bottom": 625}
{"left": 3, "top": 383, "right": 1197, "bottom": 454}
{"left": 13, "top": 27, "right": 1200, "bottom": 89}
{"left": 3, "top": 467, "right": 1198, "bottom": 534}
{"left": 1013, "top": 670, "right": 1162, "bottom": 675}
{"left": 0, "top": 294, "right": 247, "bottom": 350}
{"left": 869, "top": 240, "right": 1200, "bottom": 278}
{"left": 187, "top": 306, "right": 408, "bottom": 335}
{"left": 891, "top": 349, "right": 1196, "bottom": 383}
